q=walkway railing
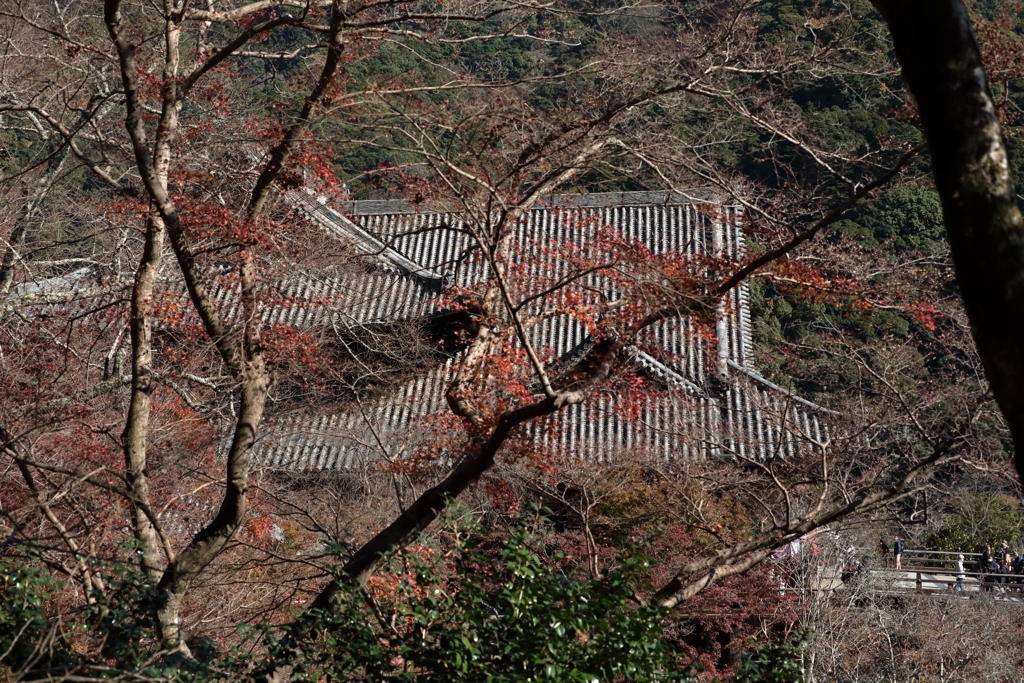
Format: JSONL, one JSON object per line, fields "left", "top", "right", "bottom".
{"left": 849, "top": 547, "right": 1024, "bottom": 596}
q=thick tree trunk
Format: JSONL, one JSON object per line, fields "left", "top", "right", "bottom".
{"left": 121, "top": 215, "right": 166, "bottom": 581}
{"left": 155, "top": 364, "right": 271, "bottom": 647}
{"left": 873, "top": 0, "right": 1024, "bottom": 473}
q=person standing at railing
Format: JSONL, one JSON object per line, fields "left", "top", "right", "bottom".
{"left": 955, "top": 554, "right": 966, "bottom": 591}
{"left": 879, "top": 538, "right": 891, "bottom": 568}
{"left": 999, "top": 555, "right": 1013, "bottom": 592}
{"left": 1013, "top": 553, "right": 1024, "bottom": 589}
{"left": 894, "top": 537, "right": 904, "bottom": 570}
{"left": 946, "top": 552, "right": 962, "bottom": 589}
{"left": 987, "top": 554, "right": 1001, "bottom": 592}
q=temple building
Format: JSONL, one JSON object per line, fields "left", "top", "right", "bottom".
{"left": 257, "top": 189, "right": 836, "bottom": 470}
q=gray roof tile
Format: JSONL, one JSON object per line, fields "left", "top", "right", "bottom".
{"left": 262, "top": 191, "right": 834, "bottom": 470}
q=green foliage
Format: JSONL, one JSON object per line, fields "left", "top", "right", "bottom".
{"left": 966, "top": 0, "right": 1024, "bottom": 23}
{"left": 0, "top": 552, "right": 227, "bottom": 682}
{"left": 722, "top": 632, "right": 807, "bottom": 683}
{"left": 838, "top": 187, "right": 945, "bottom": 252}
{"left": 927, "top": 492, "right": 1024, "bottom": 553}
{"left": 925, "top": 522, "right": 978, "bottom": 555}
{"left": 1, "top": 513, "right": 807, "bottom": 682}
{"left": 3, "top": 516, "right": 718, "bottom": 682}
{"left": 0, "top": 558, "right": 62, "bottom": 666}
{"left": 279, "top": 518, "right": 683, "bottom": 682}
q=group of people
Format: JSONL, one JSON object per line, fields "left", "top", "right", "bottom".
{"left": 879, "top": 538, "right": 1024, "bottom": 592}
{"left": 968, "top": 542, "right": 1024, "bottom": 592}
{"left": 880, "top": 540, "right": 1024, "bottom": 593}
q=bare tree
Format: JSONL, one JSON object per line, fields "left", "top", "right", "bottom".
{"left": 1, "top": 0, "right": 1021, "bottom": 672}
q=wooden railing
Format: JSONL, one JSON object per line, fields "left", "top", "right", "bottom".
{"left": 852, "top": 547, "right": 1024, "bottom": 595}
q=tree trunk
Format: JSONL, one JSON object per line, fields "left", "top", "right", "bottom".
{"left": 155, "top": 363, "right": 271, "bottom": 647}
{"left": 121, "top": 215, "right": 165, "bottom": 581}
{"left": 873, "top": 0, "right": 1024, "bottom": 473}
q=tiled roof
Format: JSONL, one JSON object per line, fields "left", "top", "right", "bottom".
{"left": 1, "top": 190, "right": 832, "bottom": 469}
{"left": 260, "top": 360, "right": 833, "bottom": 469}
{"left": 262, "top": 190, "right": 835, "bottom": 470}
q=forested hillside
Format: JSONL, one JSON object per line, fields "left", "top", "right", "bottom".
{"left": 2, "top": 0, "right": 1024, "bottom": 680}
